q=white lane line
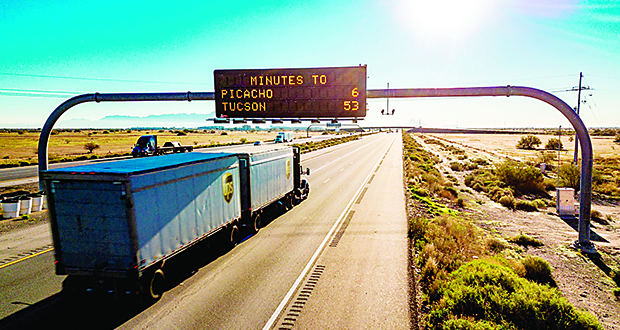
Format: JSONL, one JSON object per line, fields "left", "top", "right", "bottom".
{"left": 261, "top": 137, "right": 392, "bottom": 330}
{"left": 324, "top": 178, "right": 330, "bottom": 183}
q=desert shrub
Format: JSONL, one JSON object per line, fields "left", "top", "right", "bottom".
{"left": 543, "top": 178, "right": 556, "bottom": 191}
{"left": 532, "top": 199, "right": 547, "bottom": 209}
{"left": 427, "top": 260, "right": 602, "bottom": 330}
{"left": 464, "top": 162, "right": 479, "bottom": 171}
{"left": 538, "top": 150, "right": 557, "bottom": 164}
{"left": 509, "top": 233, "right": 543, "bottom": 247}
{"left": 614, "top": 288, "right": 620, "bottom": 300}
{"left": 176, "top": 131, "right": 187, "bottom": 136}
{"left": 489, "top": 186, "right": 513, "bottom": 202}
{"left": 615, "top": 135, "right": 620, "bottom": 143}
{"left": 450, "top": 162, "right": 464, "bottom": 171}
{"left": 84, "top": 142, "right": 100, "bottom": 153}
{"left": 495, "top": 160, "right": 545, "bottom": 195}
{"left": 442, "top": 317, "right": 512, "bottom": 330}
{"left": 498, "top": 195, "right": 515, "bottom": 209}
{"left": 521, "top": 255, "right": 556, "bottom": 286}
{"left": 220, "top": 131, "right": 228, "bottom": 135}
{"left": 442, "top": 186, "right": 459, "bottom": 199}
{"left": 559, "top": 163, "right": 580, "bottom": 191}
{"left": 456, "top": 198, "right": 465, "bottom": 208}
{"left": 545, "top": 138, "right": 563, "bottom": 150}
{"left": 464, "top": 168, "right": 499, "bottom": 192}
{"left": 408, "top": 216, "right": 428, "bottom": 242}
{"left": 240, "top": 137, "right": 247, "bottom": 143}
{"left": 516, "top": 135, "right": 541, "bottom": 149}
{"left": 419, "top": 216, "right": 485, "bottom": 279}
{"left": 487, "top": 237, "right": 508, "bottom": 253}
{"left": 515, "top": 200, "right": 538, "bottom": 212}
{"left": 472, "top": 158, "right": 490, "bottom": 166}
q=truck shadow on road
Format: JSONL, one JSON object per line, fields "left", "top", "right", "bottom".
{"left": 0, "top": 203, "right": 292, "bottom": 329}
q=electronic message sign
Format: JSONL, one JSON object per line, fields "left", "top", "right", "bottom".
{"left": 214, "top": 66, "right": 366, "bottom": 119}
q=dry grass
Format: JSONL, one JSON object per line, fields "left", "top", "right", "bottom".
{"left": 0, "top": 129, "right": 311, "bottom": 166}
{"left": 432, "top": 133, "right": 619, "bottom": 162}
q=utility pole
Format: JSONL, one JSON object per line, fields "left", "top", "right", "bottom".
{"left": 574, "top": 72, "right": 583, "bottom": 165}
{"left": 558, "top": 125, "right": 562, "bottom": 189}
{"left": 386, "top": 82, "right": 389, "bottom": 115}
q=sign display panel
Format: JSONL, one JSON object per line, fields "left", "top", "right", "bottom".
{"left": 214, "top": 66, "right": 366, "bottom": 118}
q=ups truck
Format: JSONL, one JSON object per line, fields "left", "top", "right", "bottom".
{"left": 42, "top": 146, "right": 309, "bottom": 301}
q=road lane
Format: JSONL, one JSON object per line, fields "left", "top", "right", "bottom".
{"left": 279, "top": 133, "right": 409, "bottom": 329}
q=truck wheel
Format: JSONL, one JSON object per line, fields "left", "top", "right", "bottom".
{"left": 147, "top": 269, "right": 165, "bottom": 301}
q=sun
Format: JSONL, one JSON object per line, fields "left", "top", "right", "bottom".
{"left": 396, "top": 0, "right": 494, "bottom": 39}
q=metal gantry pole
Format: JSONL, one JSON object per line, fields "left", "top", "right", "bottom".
{"left": 37, "top": 91, "right": 214, "bottom": 184}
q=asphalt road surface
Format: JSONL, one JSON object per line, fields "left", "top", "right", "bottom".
{"left": 0, "top": 132, "right": 408, "bottom": 329}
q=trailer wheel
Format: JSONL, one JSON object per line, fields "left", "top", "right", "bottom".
{"left": 252, "top": 213, "right": 261, "bottom": 233}
{"left": 147, "top": 269, "right": 165, "bottom": 301}
{"left": 285, "top": 194, "right": 294, "bottom": 210}
{"left": 230, "top": 225, "right": 239, "bottom": 247}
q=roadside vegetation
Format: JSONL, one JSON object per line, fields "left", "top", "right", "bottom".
{"left": 0, "top": 129, "right": 366, "bottom": 169}
{"left": 292, "top": 134, "right": 364, "bottom": 154}
{"left": 403, "top": 132, "right": 603, "bottom": 329}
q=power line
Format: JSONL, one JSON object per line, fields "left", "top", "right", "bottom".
{"left": 0, "top": 72, "right": 210, "bottom": 86}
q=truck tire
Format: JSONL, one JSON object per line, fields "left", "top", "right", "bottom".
{"left": 146, "top": 269, "right": 165, "bottom": 301}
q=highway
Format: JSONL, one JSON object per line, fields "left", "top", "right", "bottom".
{"left": 0, "top": 132, "right": 408, "bottom": 329}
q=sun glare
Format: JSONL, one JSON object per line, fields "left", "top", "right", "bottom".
{"left": 397, "top": 0, "right": 494, "bottom": 39}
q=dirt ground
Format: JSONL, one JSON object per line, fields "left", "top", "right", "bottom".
{"left": 414, "top": 133, "right": 620, "bottom": 330}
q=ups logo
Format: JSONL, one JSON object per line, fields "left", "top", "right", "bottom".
{"left": 222, "top": 173, "right": 234, "bottom": 203}
{"left": 286, "top": 159, "right": 291, "bottom": 180}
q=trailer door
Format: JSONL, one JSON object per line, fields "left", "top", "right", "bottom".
{"left": 49, "top": 180, "right": 134, "bottom": 275}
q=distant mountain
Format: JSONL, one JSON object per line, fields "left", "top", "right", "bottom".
{"left": 58, "top": 112, "right": 215, "bottom": 128}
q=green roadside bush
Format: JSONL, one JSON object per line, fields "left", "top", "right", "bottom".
{"left": 516, "top": 135, "right": 542, "bottom": 149}
{"left": 515, "top": 200, "right": 538, "bottom": 212}
{"left": 450, "top": 161, "right": 464, "bottom": 171}
{"left": 522, "top": 255, "right": 556, "bottom": 286}
{"left": 495, "top": 160, "right": 545, "bottom": 196}
{"left": 498, "top": 195, "right": 515, "bottom": 209}
{"left": 427, "top": 260, "right": 602, "bottom": 330}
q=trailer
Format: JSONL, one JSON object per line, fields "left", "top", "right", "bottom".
{"left": 41, "top": 146, "right": 309, "bottom": 301}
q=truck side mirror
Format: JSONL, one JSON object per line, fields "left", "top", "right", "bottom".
{"left": 305, "top": 168, "right": 311, "bottom": 176}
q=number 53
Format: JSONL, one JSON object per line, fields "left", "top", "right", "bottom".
{"left": 343, "top": 100, "right": 359, "bottom": 111}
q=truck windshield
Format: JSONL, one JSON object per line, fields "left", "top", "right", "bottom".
{"left": 136, "top": 136, "right": 152, "bottom": 148}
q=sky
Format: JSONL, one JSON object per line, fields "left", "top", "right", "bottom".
{"left": 1, "top": 0, "right": 619, "bottom": 129}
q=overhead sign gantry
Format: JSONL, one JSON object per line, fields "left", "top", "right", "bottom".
{"left": 214, "top": 65, "right": 366, "bottom": 119}
{"left": 36, "top": 66, "right": 595, "bottom": 253}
